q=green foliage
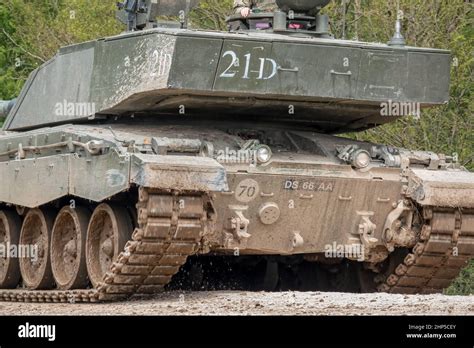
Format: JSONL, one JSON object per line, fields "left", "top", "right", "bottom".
{"left": 190, "top": 0, "right": 233, "bottom": 30}
{"left": 325, "top": 0, "right": 473, "bottom": 170}
{"left": 445, "top": 259, "right": 474, "bottom": 295}
{"left": 0, "top": 0, "right": 34, "bottom": 100}
{"left": 0, "top": 0, "right": 122, "bottom": 126}
{"left": 0, "top": 0, "right": 121, "bottom": 100}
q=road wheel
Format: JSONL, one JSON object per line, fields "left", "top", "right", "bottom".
{"left": 19, "top": 209, "right": 55, "bottom": 289}
{"left": 0, "top": 210, "right": 22, "bottom": 288}
{"left": 51, "top": 206, "right": 91, "bottom": 290}
{"left": 86, "top": 203, "right": 132, "bottom": 288}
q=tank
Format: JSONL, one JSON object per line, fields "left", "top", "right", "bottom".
{"left": 0, "top": 0, "right": 472, "bottom": 302}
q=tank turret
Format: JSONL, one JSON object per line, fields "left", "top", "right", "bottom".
{"left": 2, "top": 0, "right": 451, "bottom": 133}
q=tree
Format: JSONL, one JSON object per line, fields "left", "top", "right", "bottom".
{"left": 0, "top": 0, "right": 121, "bottom": 98}
{"left": 323, "top": 0, "right": 473, "bottom": 170}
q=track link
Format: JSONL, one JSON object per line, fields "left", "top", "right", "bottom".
{"left": 379, "top": 208, "right": 474, "bottom": 294}
{"left": 0, "top": 189, "right": 208, "bottom": 303}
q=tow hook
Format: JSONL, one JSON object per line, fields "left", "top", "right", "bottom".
{"left": 357, "top": 212, "right": 378, "bottom": 249}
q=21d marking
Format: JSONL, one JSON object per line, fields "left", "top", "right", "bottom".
{"left": 219, "top": 50, "right": 278, "bottom": 80}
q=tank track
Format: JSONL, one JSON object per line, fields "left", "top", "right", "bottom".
{"left": 378, "top": 207, "right": 474, "bottom": 294}
{"left": 0, "top": 189, "right": 208, "bottom": 303}
{"left": 1, "top": 198, "right": 472, "bottom": 301}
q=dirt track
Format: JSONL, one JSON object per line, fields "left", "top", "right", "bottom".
{"left": 0, "top": 291, "right": 473, "bottom": 315}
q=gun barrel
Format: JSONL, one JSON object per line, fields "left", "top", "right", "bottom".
{"left": 0, "top": 99, "right": 15, "bottom": 118}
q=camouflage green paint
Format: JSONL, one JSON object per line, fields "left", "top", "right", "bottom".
{"left": 3, "top": 29, "right": 450, "bottom": 132}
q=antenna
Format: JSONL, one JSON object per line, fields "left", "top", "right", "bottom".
{"left": 342, "top": 0, "right": 347, "bottom": 40}
{"left": 388, "top": 0, "right": 406, "bottom": 47}
{"left": 180, "top": 0, "right": 192, "bottom": 29}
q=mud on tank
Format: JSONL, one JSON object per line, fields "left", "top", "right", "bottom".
{"left": 0, "top": 0, "right": 472, "bottom": 302}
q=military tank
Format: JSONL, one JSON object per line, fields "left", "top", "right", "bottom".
{"left": 0, "top": 0, "right": 472, "bottom": 302}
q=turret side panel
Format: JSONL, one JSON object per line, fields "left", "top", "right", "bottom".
{"left": 168, "top": 36, "right": 223, "bottom": 90}
{"left": 267, "top": 43, "right": 362, "bottom": 98}
{"left": 6, "top": 45, "right": 95, "bottom": 130}
{"left": 406, "top": 52, "right": 451, "bottom": 103}
{"left": 91, "top": 34, "right": 177, "bottom": 113}
{"left": 356, "top": 50, "right": 408, "bottom": 100}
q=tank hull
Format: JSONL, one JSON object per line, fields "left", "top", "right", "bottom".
{"left": 0, "top": 123, "right": 472, "bottom": 301}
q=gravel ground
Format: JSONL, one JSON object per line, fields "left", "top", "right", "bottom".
{"left": 0, "top": 291, "right": 473, "bottom": 315}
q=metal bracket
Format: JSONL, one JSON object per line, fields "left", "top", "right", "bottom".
{"left": 277, "top": 66, "right": 299, "bottom": 73}
{"left": 383, "top": 200, "right": 416, "bottom": 251}
{"left": 229, "top": 206, "right": 251, "bottom": 240}
{"left": 330, "top": 69, "right": 352, "bottom": 76}
{"left": 355, "top": 211, "right": 378, "bottom": 249}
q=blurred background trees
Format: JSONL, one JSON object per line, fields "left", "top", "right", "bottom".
{"left": 0, "top": 0, "right": 472, "bottom": 292}
{"left": 0, "top": 0, "right": 121, "bottom": 101}
{"left": 323, "top": 0, "right": 473, "bottom": 172}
